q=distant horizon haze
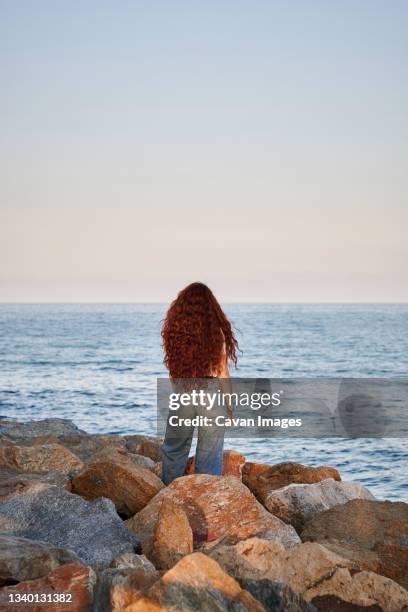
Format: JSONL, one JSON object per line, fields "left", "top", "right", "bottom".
{"left": 1, "top": 1, "right": 407, "bottom": 303}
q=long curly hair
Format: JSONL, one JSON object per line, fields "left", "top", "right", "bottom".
{"left": 161, "top": 282, "right": 238, "bottom": 378}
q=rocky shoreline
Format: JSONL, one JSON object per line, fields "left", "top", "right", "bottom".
{"left": 0, "top": 418, "right": 407, "bottom": 611}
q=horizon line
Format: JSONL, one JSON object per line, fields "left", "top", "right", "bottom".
{"left": 0, "top": 301, "right": 407, "bottom": 306}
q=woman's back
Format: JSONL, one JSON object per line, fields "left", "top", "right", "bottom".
{"left": 160, "top": 282, "right": 239, "bottom": 484}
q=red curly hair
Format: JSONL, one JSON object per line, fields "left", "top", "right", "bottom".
{"left": 161, "top": 282, "right": 238, "bottom": 378}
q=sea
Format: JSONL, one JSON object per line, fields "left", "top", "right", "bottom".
{"left": 0, "top": 303, "right": 407, "bottom": 501}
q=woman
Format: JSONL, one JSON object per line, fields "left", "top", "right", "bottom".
{"left": 160, "top": 282, "right": 239, "bottom": 484}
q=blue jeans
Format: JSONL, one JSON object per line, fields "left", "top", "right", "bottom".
{"left": 161, "top": 402, "right": 225, "bottom": 485}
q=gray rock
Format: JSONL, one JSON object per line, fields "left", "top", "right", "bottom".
{"left": 0, "top": 483, "right": 140, "bottom": 568}
{"left": 238, "top": 578, "right": 316, "bottom": 612}
{"left": 265, "top": 478, "right": 375, "bottom": 531}
{"left": 0, "top": 418, "right": 86, "bottom": 443}
{"left": 110, "top": 553, "right": 156, "bottom": 571}
{"left": 127, "top": 453, "right": 157, "bottom": 472}
{"left": 0, "top": 534, "right": 80, "bottom": 586}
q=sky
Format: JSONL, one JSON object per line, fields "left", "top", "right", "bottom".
{"left": 1, "top": 0, "right": 407, "bottom": 303}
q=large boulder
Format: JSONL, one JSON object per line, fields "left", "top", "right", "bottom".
{"left": 94, "top": 556, "right": 159, "bottom": 612}
{"left": 242, "top": 461, "right": 341, "bottom": 502}
{"left": 301, "top": 499, "right": 408, "bottom": 590}
{"left": 148, "top": 499, "right": 193, "bottom": 570}
{"left": 0, "top": 468, "right": 72, "bottom": 499}
{"left": 0, "top": 535, "right": 80, "bottom": 586}
{"left": 72, "top": 453, "right": 164, "bottom": 517}
{"left": 209, "top": 538, "right": 408, "bottom": 612}
{"left": 209, "top": 538, "right": 355, "bottom": 585}
{"left": 264, "top": 478, "right": 375, "bottom": 532}
{"left": 0, "top": 563, "right": 95, "bottom": 612}
{"left": 0, "top": 418, "right": 86, "bottom": 443}
{"left": 0, "top": 482, "right": 140, "bottom": 568}
{"left": 126, "top": 474, "right": 300, "bottom": 548}
{"left": 124, "top": 552, "right": 265, "bottom": 611}
{"left": 0, "top": 444, "right": 83, "bottom": 474}
{"left": 125, "top": 435, "right": 163, "bottom": 462}
{"left": 186, "top": 450, "right": 246, "bottom": 478}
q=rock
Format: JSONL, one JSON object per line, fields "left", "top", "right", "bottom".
{"left": 149, "top": 499, "right": 193, "bottom": 570}
{"left": 0, "top": 563, "right": 95, "bottom": 612}
{"left": 0, "top": 419, "right": 18, "bottom": 427}
{"left": 242, "top": 461, "right": 341, "bottom": 502}
{"left": 301, "top": 499, "right": 408, "bottom": 590}
{"left": 94, "top": 558, "right": 159, "bottom": 612}
{"left": 0, "top": 468, "right": 72, "bottom": 499}
{"left": 0, "top": 444, "right": 83, "bottom": 475}
{"left": 125, "top": 435, "right": 163, "bottom": 462}
{"left": 152, "top": 462, "right": 163, "bottom": 479}
{"left": 310, "top": 596, "right": 382, "bottom": 611}
{"left": 0, "top": 482, "right": 140, "bottom": 568}
{"left": 306, "top": 568, "right": 408, "bottom": 612}
{"left": 264, "top": 478, "right": 375, "bottom": 532}
{"left": 0, "top": 418, "right": 86, "bottom": 443}
{"left": 238, "top": 579, "right": 315, "bottom": 612}
{"left": 124, "top": 552, "right": 265, "bottom": 611}
{"left": 210, "top": 538, "right": 408, "bottom": 612}
{"left": 209, "top": 538, "right": 355, "bottom": 586}
{"left": 0, "top": 535, "right": 80, "bottom": 586}
{"left": 59, "top": 434, "right": 126, "bottom": 464}
{"left": 186, "top": 450, "right": 246, "bottom": 478}
{"left": 220, "top": 450, "right": 246, "bottom": 477}
{"left": 126, "top": 474, "right": 300, "bottom": 548}
{"left": 128, "top": 453, "right": 159, "bottom": 473}
{"left": 110, "top": 554, "right": 157, "bottom": 572}
{"left": 72, "top": 453, "right": 164, "bottom": 517}
{"left": 62, "top": 435, "right": 162, "bottom": 474}
{"left": 91, "top": 446, "right": 159, "bottom": 474}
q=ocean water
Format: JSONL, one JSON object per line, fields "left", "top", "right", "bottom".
{"left": 0, "top": 303, "right": 407, "bottom": 501}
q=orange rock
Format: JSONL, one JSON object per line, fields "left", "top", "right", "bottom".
{"left": 149, "top": 499, "right": 193, "bottom": 570}
{"left": 124, "top": 552, "right": 265, "bottom": 611}
{"left": 242, "top": 461, "right": 341, "bottom": 502}
{"left": 185, "top": 450, "right": 245, "bottom": 478}
{"left": 0, "top": 444, "right": 83, "bottom": 475}
{"left": 72, "top": 454, "right": 164, "bottom": 517}
{"left": 0, "top": 563, "right": 95, "bottom": 612}
{"left": 126, "top": 474, "right": 299, "bottom": 548}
